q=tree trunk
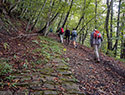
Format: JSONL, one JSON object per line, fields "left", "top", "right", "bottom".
{"left": 78, "top": 0, "right": 86, "bottom": 43}
{"left": 120, "top": 29, "right": 125, "bottom": 59}
{"left": 25, "top": 0, "right": 33, "bottom": 32}
{"left": 120, "top": 40, "right": 125, "bottom": 59}
{"left": 78, "top": 8, "right": 106, "bottom": 34}
{"left": 38, "top": 12, "right": 59, "bottom": 33}
{"left": 8, "top": 0, "right": 21, "bottom": 15}
{"left": 61, "top": 0, "right": 73, "bottom": 28}
{"left": 82, "top": 28, "right": 88, "bottom": 45}
{"left": 81, "top": 30, "right": 84, "bottom": 44}
{"left": 76, "top": 16, "right": 84, "bottom": 30}
{"left": 105, "top": 0, "right": 111, "bottom": 54}
{"left": 21, "top": 7, "right": 28, "bottom": 18}
{"left": 113, "top": 0, "right": 121, "bottom": 57}
{"left": 109, "top": 0, "right": 113, "bottom": 50}
{"left": 25, "top": 15, "right": 34, "bottom": 32}
{"left": 30, "top": 0, "right": 47, "bottom": 31}
{"left": 79, "top": 32, "right": 82, "bottom": 43}
{"left": 75, "top": 0, "right": 93, "bottom": 30}
{"left": 95, "top": 0, "right": 97, "bottom": 28}
{"left": 57, "top": 13, "right": 64, "bottom": 31}
{"left": 44, "top": 0, "right": 53, "bottom": 36}
{"left": 38, "top": 0, "right": 62, "bottom": 34}
{"left": 120, "top": 14, "right": 124, "bottom": 58}
{"left": 1, "top": 0, "right": 6, "bottom": 3}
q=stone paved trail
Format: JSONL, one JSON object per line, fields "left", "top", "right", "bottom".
{"left": 0, "top": 56, "right": 84, "bottom": 95}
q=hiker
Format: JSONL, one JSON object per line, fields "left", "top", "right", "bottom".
{"left": 90, "top": 29, "right": 103, "bottom": 62}
{"left": 57, "top": 27, "right": 64, "bottom": 43}
{"left": 64, "top": 28, "right": 70, "bottom": 45}
{"left": 71, "top": 28, "right": 77, "bottom": 48}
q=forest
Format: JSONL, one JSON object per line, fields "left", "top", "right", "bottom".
{"left": 0, "top": 0, "right": 125, "bottom": 95}
{"left": 1, "top": 0, "right": 124, "bottom": 58}
{"left": 4, "top": 0, "right": 124, "bottom": 59}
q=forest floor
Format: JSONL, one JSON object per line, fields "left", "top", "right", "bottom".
{"left": 0, "top": 14, "right": 125, "bottom": 95}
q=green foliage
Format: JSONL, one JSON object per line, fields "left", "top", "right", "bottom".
{"left": 14, "top": 55, "right": 17, "bottom": 59}
{"left": 40, "top": 37, "right": 63, "bottom": 53}
{"left": 118, "top": 58, "right": 125, "bottom": 63}
{"left": 3, "top": 43, "right": 9, "bottom": 50}
{"left": 23, "top": 63, "right": 28, "bottom": 69}
{"left": 5, "top": 75, "right": 14, "bottom": 81}
{"left": 32, "top": 40, "right": 39, "bottom": 44}
{"left": 36, "top": 60, "right": 43, "bottom": 64}
{"left": 0, "top": 59, "right": 12, "bottom": 77}
{"left": 32, "top": 36, "right": 63, "bottom": 65}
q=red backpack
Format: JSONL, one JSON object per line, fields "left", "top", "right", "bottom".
{"left": 60, "top": 28, "right": 64, "bottom": 34}
{"left": 93, "top": 30, "right": 101, "bottom": 39}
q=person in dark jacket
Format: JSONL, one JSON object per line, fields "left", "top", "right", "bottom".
{"left": 64, "top": 28, "right": 70, "bottom": 45}
{"left": 90, "top": 29, "right": 103, "bottom": 62}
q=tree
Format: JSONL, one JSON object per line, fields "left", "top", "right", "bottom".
{"left": 120, "top": 4, "right": 125, "bottom": 59}
{"left": 109, "top": 0, "right": 113, "bottom": 51}
{"left": 30, "top": 0, "right": 47, "bottom": 31}
{"left": 120, "top": 14, "right": 125, "bottom": 58}
{"left": 61, "top": 0, "right": 74, "bottom": 28}
{"left": 113, "top": 0, "right": 121, "bottom": 57}
{"left": 95, "top": 0, "right": 97, "bottom": 28}
{"left": 105, "top": 0, "right": 112, "bottom": 53}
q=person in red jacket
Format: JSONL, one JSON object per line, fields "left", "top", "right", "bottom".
{"left": 57, "top": 28, "right": 64, "bottom": 43}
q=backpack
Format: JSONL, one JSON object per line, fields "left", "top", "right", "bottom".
{"left": 72, "top": 31, "right": 77, "bottom": 37}
{"left": 60, "top": 28, "right": 64, "bottom": 34}
{"left": 93, "top": 30, "right": 101, "bottom": 39}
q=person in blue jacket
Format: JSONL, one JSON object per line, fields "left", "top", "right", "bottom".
{"left": 71, "top": 28, "right": 77, "bottom": 48}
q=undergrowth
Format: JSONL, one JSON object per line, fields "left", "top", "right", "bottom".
{"left": 32, "top": 36, "right": 64, "bottom": 65}
{"left": 0, "top": 58, "right": 12, "bottom": 81}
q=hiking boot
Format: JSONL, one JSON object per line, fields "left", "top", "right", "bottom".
{"left": 96, "top": 58, "right": 100, "bottom": 63}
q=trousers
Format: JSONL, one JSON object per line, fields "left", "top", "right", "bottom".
{"left": 94, "top": 44, "right": 101, "bottom": 60}
{"left": 60, "top": 34, "right": 63, "bottom": 43}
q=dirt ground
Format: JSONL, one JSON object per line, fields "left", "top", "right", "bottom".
{"left": 49, "top": 33, "right": 125, "bottom": 95}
